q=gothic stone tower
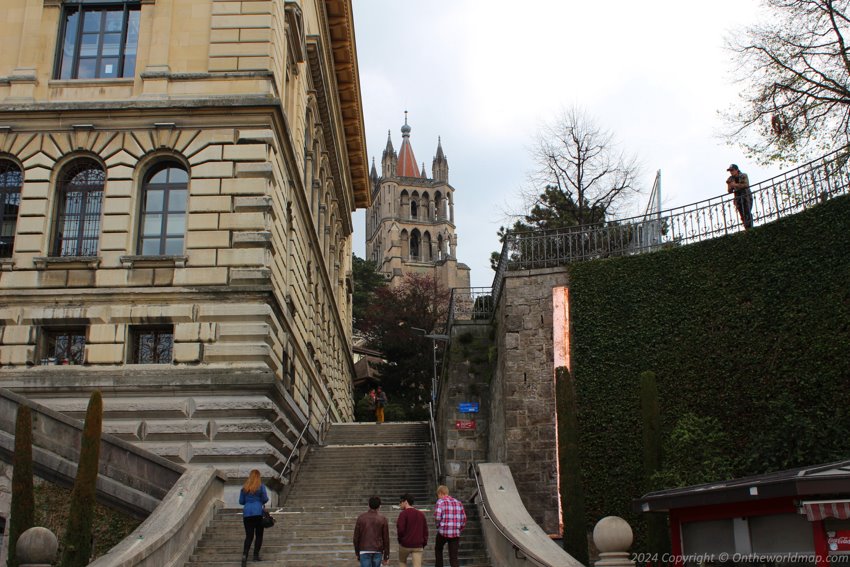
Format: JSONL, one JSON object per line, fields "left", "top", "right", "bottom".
{"left": 365, "top": 115, "right": 470, "bottom": 289}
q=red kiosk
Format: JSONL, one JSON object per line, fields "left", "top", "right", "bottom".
{"left": 636, "top": 459, "right": 850, "bottom": 566}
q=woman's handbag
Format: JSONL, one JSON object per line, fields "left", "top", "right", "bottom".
{"left": 261, "top": 509, "right": 275, "bottom": 528}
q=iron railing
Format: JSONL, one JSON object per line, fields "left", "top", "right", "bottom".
{"left": 447, "top": 287, "right": 495, "bottom": 325}
{"left": 489, "top": 147, "right": 850, "bottom": 307}
{"left": 428, "top": 401, "right": 442, "bottom": 484}
{"left": 279, "top": 404, "right": 332, "bottom": 484}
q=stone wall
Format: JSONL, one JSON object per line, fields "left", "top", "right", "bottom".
{"left": 0, "top": 461, "right": 9, "bottom": 567}
{"left": 490, "top": 267, "right": 569, "bottom": 535}
{"left": 436, "top": 322, "right": 491, "bottom": 500}
{"left": 0, "top": 0, "right": 367, "bottom": 492}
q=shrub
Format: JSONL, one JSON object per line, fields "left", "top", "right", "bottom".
{"left": 7, "top": 405, "right": 34, "bottom": 567}
{"left": 59, "top": 391, "right": 103, "bottom": 567}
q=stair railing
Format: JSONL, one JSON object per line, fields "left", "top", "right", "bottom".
{"left": 279, "top": 403, "right": 332, "bottom": 484}
{"left": 428, "top": 401, "right": 442, "bottom": 484}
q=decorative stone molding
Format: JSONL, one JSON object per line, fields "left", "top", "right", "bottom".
{"left": 32, "top": 256, "right": 101, "bottom": 270}
{"left": 232, "top": 231, "right": 272, "bottom": 248}
{"left": 119, "top": 255, "right": 188, "bottom": 269}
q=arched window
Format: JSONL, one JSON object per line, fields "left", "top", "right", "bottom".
{"left": 0, "top": 160, "right": 23, "bottom": 258}
{"left": 410, "top": 229, "right": 421, "bottom": 260}
{"left": 423, "top": 231, "right": 432, "bottom": 261}
{"left": 138, "top": 162, "right": 188, "bottom": 255}
{"left": 410, "top": 199, "right": 418, "bottom": 219}
{"left": 54, "top": 159, "right": 104, "bottom": 257}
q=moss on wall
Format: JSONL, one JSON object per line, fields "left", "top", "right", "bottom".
{"left": 567, "top": 195, "right": 850, "bottom": 549}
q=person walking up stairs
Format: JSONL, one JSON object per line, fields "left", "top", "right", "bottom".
{"left": 184, "top": 422, "right": 490, "bottom": 566}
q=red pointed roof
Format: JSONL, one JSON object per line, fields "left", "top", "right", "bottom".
{"left": 396, "top": 114, "right": 422, "bottom": 178}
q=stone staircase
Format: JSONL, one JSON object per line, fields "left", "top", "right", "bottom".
{"left": 186, "top": 422, "right": 491, "bottom": 566}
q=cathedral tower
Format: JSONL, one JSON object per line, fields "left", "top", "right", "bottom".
{"left": 366, "top": 114, "right": 470, "bottom": 289}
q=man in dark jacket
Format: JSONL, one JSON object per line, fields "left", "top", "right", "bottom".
{"left": 354, "top": 495, "right": 390, "bottom": 566}
{"left": 397, "top": 493, "right": 428, "bottom": 567}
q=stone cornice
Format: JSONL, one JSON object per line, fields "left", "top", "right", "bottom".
{"left": 322, "top": 0, "right": 369, "bottom": 210}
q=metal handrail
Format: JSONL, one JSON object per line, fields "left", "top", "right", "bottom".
{"left": 279, "top": 404, "right": 333, "bottom": 483}
{"left": 470, "top": 463, "right": 550, "bottom": 567}
{"left": 488, "top": 146, "right": 850, "bottom": 312}
{"left": 447, "top": 287, "right": 495, "bottom": 328}
{"left": 428, "top": 401, "right": 442, "bottom": 484}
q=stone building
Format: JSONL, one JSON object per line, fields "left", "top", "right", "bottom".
{"left": 365, "top": 114, "right": 470, "bottom": 289}
{"left": 0, "top": 0, "right": 368, "bottom": 499}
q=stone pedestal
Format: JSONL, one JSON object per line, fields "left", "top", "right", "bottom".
{"left": 593, "top": 516, "right": 635, "bottom": 567}
{"left": 16, "top": 526, "right": 58, "bottom": 567}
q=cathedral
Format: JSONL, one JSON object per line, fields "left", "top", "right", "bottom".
{"left": 365, "top": 114, "right": 470, "bottom": 289}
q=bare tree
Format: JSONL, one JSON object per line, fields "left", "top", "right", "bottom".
{"left": 726, "top": 0, "right": 850, "bottom": 162}
{"left": 521, "top": 106, "right": 641, "bottom": 230}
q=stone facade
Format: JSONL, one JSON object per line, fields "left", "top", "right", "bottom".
{"left": 365, "top": 116, "right": 470, "bottom": 289}
{"left": 0, "top": 0, "right": 368, "bottom": 496}
{"left": 489, "top": 267, "right": 569, "bottom": 535}
{"left": 436, "top": 322, "right": 491, "bottom": 499}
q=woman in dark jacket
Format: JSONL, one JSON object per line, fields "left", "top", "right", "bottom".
{"left": 239, "top": 469, "right": 269, "bottom": 565}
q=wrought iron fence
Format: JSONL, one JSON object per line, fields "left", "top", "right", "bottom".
{"left": 489, "top": 146, "right": 850, "bottom": 306}
{"left": 447, "top": 287, "right": 495, "bottom": 326}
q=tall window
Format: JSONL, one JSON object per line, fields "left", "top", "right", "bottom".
{"left": 41, "top": 327, "right": 86, "bottom": 365}
{"left": 138, "top": 163, "right": 188, "bottom": 255}
{"left": 54, "top": 159, "right": 104, "bottom": 257}
{"left": 56, "top": 1, "right": 141, "bottom": 80}
{"left": 0, "top": 161, "right": 22, "bottom": 258}
{"left": 130, "top": 326, "right": 173, "bottom": 364}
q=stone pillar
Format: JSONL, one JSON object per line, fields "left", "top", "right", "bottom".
{"left": 16, "top": 527, "right": 59, "bottom": 567}
{"left": 593, "top": 516, "right": 635, "bottom": 567}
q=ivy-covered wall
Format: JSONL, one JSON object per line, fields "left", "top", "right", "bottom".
{"left": 568, "top": 195, "right": 850, "bottom": 548}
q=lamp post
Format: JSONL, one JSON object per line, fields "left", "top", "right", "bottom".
{"left": 411, "top": 327, "right": 449, "bottom": 400}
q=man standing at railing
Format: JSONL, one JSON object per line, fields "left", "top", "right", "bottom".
{"left": 726, "top": 163, "right": 753, "bottom": 229}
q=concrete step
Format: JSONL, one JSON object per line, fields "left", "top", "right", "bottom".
{"left": 183, "top": 421, "right": 489, "bottom": 567}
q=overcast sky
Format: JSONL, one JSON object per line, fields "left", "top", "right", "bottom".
{"left": 351, "top": 0, "right": 784, "bottom": 288}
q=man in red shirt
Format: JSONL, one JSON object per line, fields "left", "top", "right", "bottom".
{"left": 434, "top": 485, "right": 466, "bottom": 567}
{"left": 397, "top": 493, "right": 428, "bottom": 567}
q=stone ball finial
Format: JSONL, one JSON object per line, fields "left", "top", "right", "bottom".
{"left": 16, "top": 526, "right": 59, "bottom": 564}
{"left": 593, "top": 516, "right": 633, "bottom": 552}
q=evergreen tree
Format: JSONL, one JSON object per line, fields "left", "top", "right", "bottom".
{"left": 59, "top": 391, "right": 103, "bottom": 567}
{"left": 556, "top": 367, "right": 588, "bottom": 564}
{"left": 7, "top": 405, "right": 34, "bottom": 567}
{"left": 640, "top": 371, "right": 670, "bottom": 552}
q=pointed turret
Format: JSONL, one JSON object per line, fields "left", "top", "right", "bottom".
{"left": 432, "top": 136, "right": 449, "bottom": 182}
{"left": 370, "top": 158, "right": 380, "bottom": 193}
{"left": 381, "top": 130, "right": 397, "bottom": 177}
{"left": 396, "top": 111, "right": 422, "bottom": 178}
{"left": 421, "top": 162, "right": 427, "bottom": 178}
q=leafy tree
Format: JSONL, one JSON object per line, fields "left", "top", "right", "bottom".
{"left": 492, "top": 107, "right": 641, "bottom": 269}
{"left": 60, "top": 391, "right": 103, "bottom": 567}
{"left": 726, "top": 0, "right": 850, "bottom": 162}
{"left": 358, "top": 273, "right": 450, "bottom": 413}
{"left": 8, "top": 405, "right": 34, "bottom": 567}
{"left": 352, "top": 254, "right": 387, "bottom": 335}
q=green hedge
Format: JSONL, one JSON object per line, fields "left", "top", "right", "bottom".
{"left": 567, "top": 195, "right": 850, "bottom": 550}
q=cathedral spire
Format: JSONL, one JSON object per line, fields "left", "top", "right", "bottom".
{"left": 381, "top": 130, "right": 397, "bottom": 177}
{"left": 396, "top": 111, "right": 421, "bottom": 178}
{"left": 432, "top": 135, "right": 449, "bottom": 182}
